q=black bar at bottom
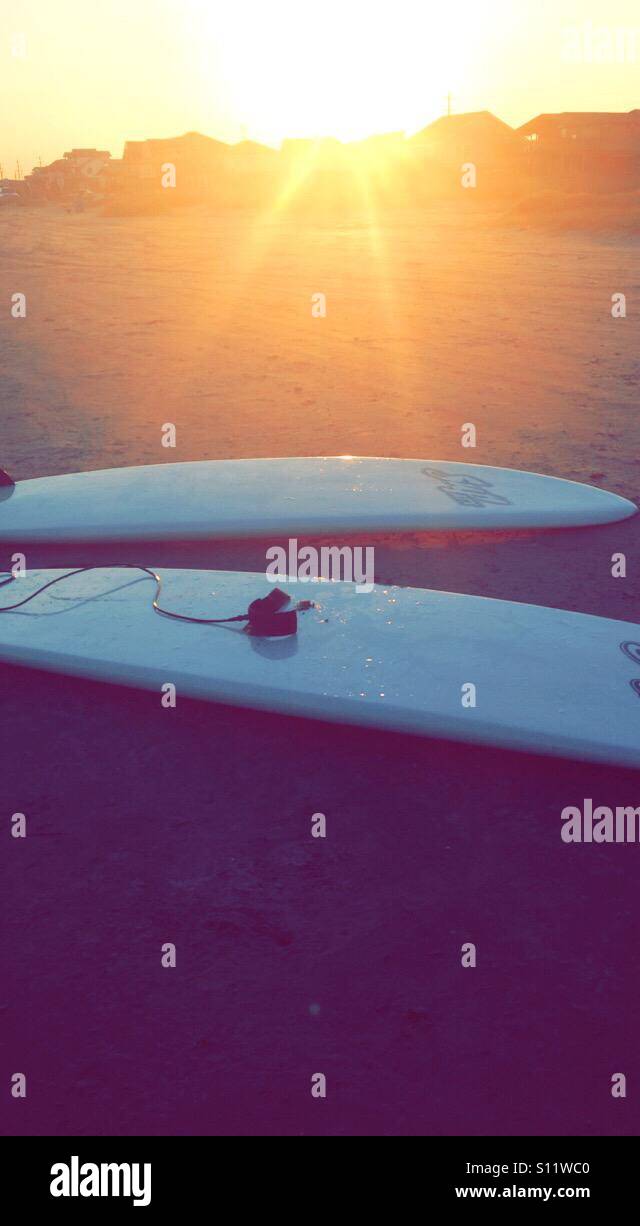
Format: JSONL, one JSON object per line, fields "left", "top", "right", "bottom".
{"left": 1, "top": 1135, "right": 637, "bottom": 1210}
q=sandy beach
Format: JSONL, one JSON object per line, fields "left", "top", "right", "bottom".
{"left": 2, "top": 202, "right": 639, "bottom": 1136}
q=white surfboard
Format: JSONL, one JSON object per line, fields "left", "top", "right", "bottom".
{"left": 0, "top": 567, "right": 639, "bottom": 768}
{"left": 0, "top": 457, "right": 635, "bottom": 542}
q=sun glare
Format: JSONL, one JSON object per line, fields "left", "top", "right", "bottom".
{"left": 191, "top": 0, "right": 492, "bottom": 145}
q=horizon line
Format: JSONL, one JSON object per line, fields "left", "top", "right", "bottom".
{"left": 4, "top": 106, "right": 640, "bottom": 176}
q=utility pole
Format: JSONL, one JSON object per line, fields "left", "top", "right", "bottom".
{"left": 15, "top": 159, "right": 22, "bottom": 179}
{"left": 446, "top": 92, "right": 453, "bottom": 117}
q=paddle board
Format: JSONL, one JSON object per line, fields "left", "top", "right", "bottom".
{"left": 0, "top": 457, "right": 635, "bottom": 542}
{"left": 0, "top": 567, "right": 638, "bottom": 768}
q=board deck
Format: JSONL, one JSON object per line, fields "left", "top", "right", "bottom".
{"left": 0, "top": 567, "right": 639, "bottom": 768}
{"left": 0, "top": 457, "right": 635, "bottom": 541}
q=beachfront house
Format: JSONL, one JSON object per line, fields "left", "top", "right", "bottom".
{"left": 408, "top": 111, "right": 526, "bottom": 191}
{"left": 122, "top": 132, "right": 233, "bottom": 189}
{"left": 118, "top": 131, "right": 278, "bottom": 205}
{"left": 518, "top": 111, "right": 640, "bottom": 189}
{"left": 519, "top": 110, "right": 640, "bottom": 150}
{"left": 411, "top": 111, "right": 521, "bottom": 158}
{"left": 25, "top": 148, "right": 112, "bottom": 200}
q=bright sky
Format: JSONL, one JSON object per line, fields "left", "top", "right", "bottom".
{"left": 2, "top": 0, "right": 639, "bottom": 174}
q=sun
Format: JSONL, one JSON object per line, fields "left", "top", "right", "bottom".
{"left": 190, "top": 0, "right": 490, "bottom": 145}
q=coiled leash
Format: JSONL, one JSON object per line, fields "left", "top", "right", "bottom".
{"left": 0, "top": 566, "right": 312, "bottom": 637}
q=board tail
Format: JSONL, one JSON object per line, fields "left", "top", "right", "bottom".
{"left": 0, "top": 468, "right": 15, "bottom": 487}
